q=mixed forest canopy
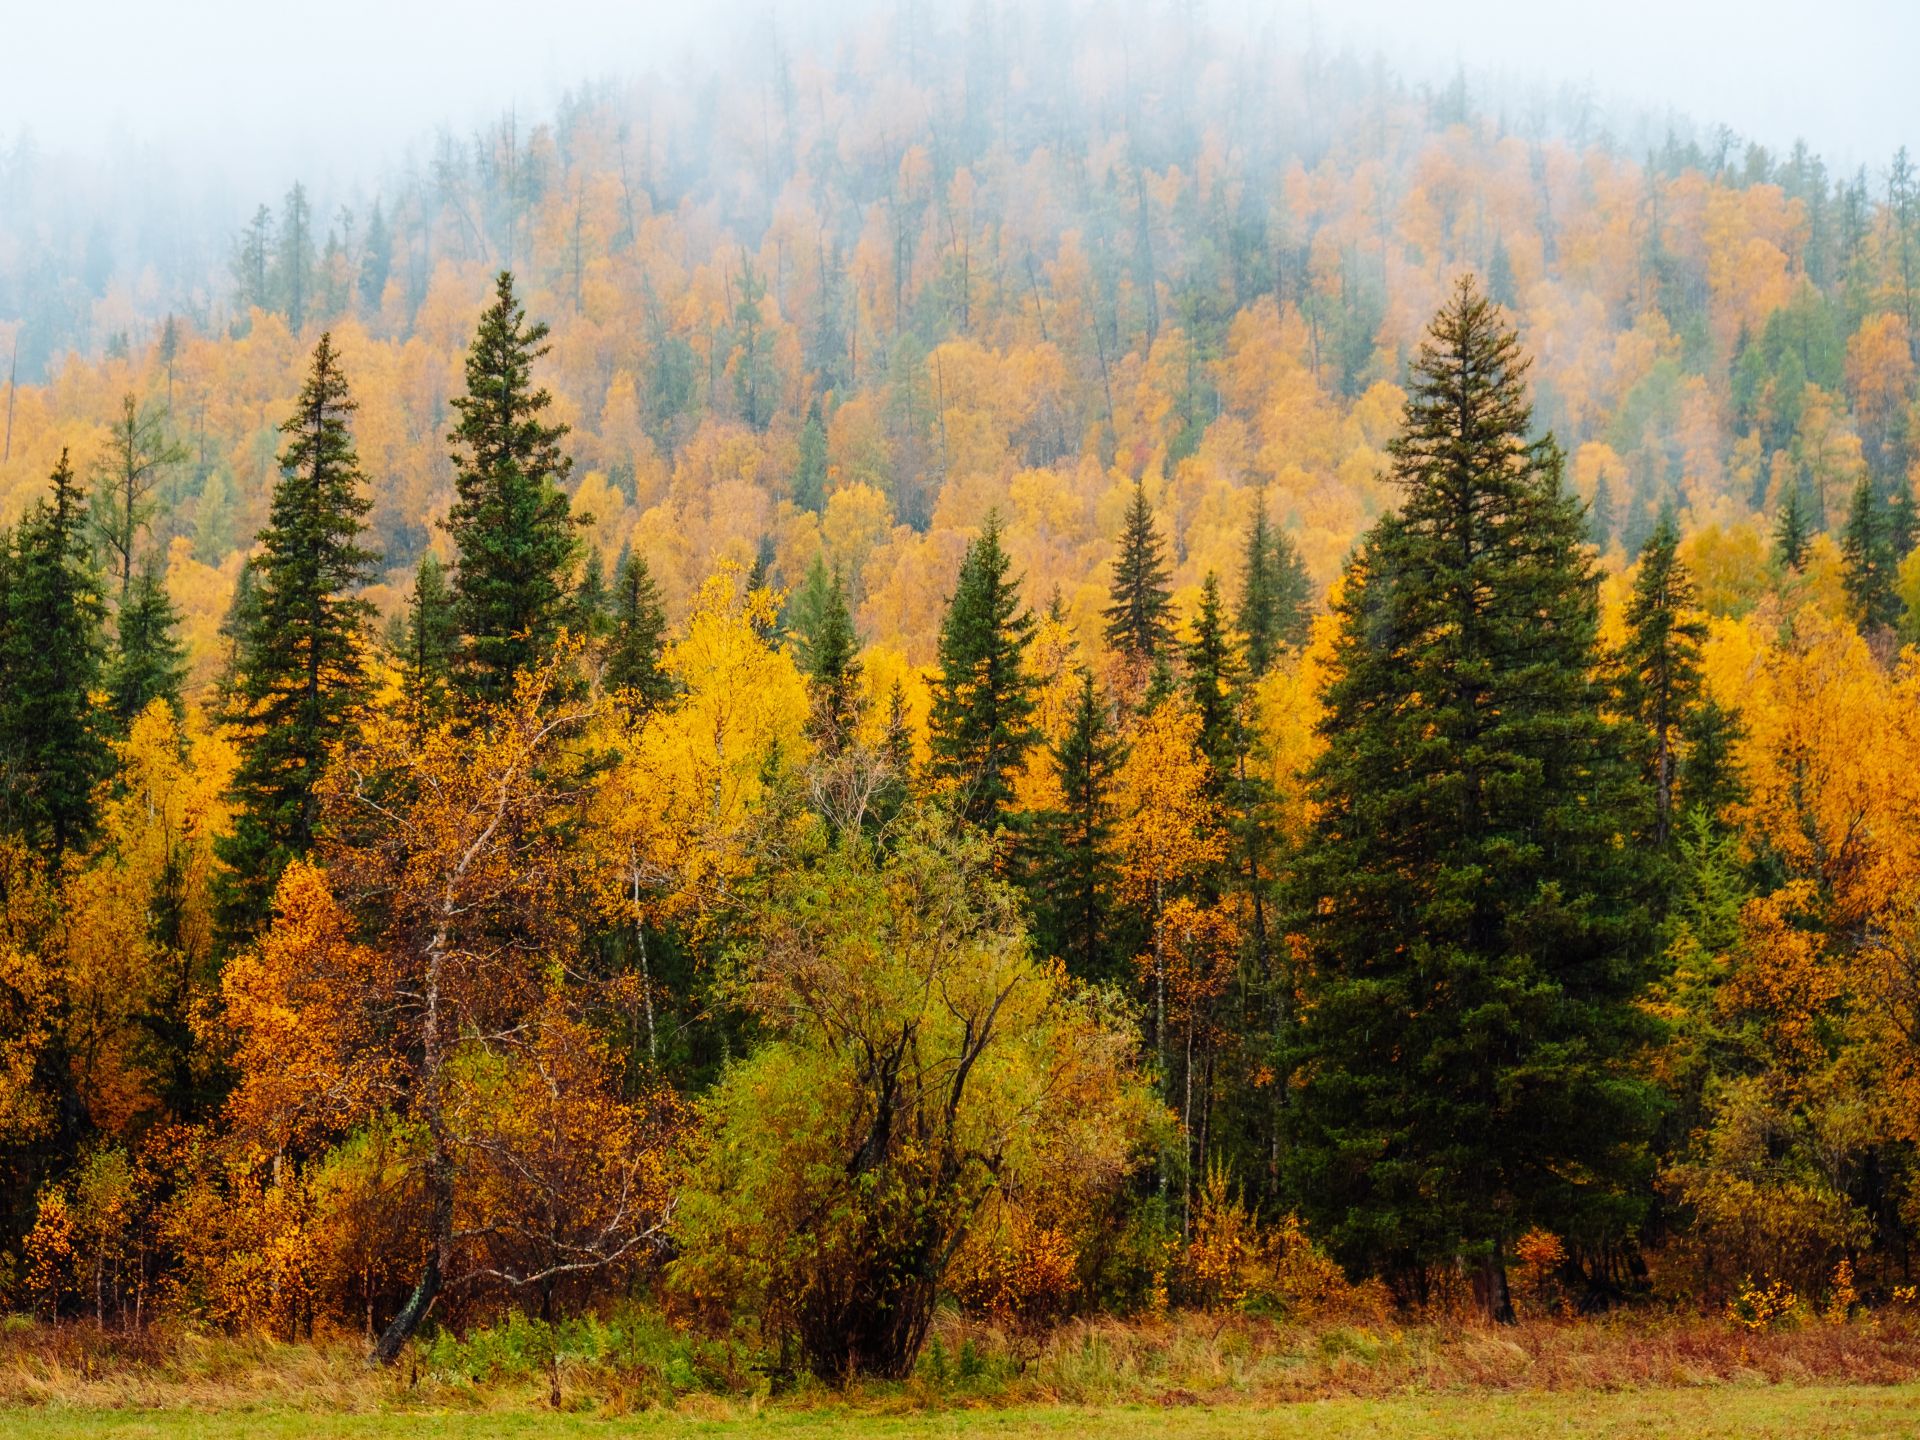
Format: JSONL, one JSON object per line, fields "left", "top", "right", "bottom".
{"left": 1, "top": 0, "right": 1920, "bottom": 1383}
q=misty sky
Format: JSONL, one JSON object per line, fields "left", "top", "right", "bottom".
{"left": 3, "top": 0, "right": 1914, "bottom": 183}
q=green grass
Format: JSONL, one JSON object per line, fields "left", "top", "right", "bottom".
{"left": 5, "top": 1387, "right": 1919, "bottom": 1440}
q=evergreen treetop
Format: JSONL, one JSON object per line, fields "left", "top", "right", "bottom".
{"left": 109, "top": 560, "right": 189, "bottom": 726}
{"left": 791, "top": 555, "right": 862, "bottom": 751}
{"left": 1238, "top": 494, "right": 1314, "bottom": 678}
{"left": 1103, "top": 479, "right": 1174, "bottom": 666}
{"left": 445, "top": 270, "right": 579, "bottom": 707}
{"left": 397, "top": 554, "right": 457, "bottom": 738}
{"left": 1030, "top": 667, "right": 1124, "bottom": 981}
{"left": 1773, "top": 482, "right": 1811, "bottom": 572}
{"left": 0, "top": 450, "right": 112, "bottom": 859}
{"left": 1840, "top": 476, "right": 1900, "bottom": 633}
{"left": 1618, "top": 510, "right": 1708, "bottom": 846}
{"left": 929, "top": 512, "right": 1038, "bottom": 831}
{"left": 605, "top": 550, "right": 673, "bottom": 712}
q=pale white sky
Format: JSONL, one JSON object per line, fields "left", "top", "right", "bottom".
{"left": 2, "top": 0, "right": 1913, "bottom": 180}
{"left": 1318, "top": 0, "right": 1916, "bottom": 173}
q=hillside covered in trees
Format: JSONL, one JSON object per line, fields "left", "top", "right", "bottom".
{"left": 3, "top": 0, "right": 1920, "bottom": 1381}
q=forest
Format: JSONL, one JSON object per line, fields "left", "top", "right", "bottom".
{"left": 3, "top": 0, "right": 1920, "bottom": 1403}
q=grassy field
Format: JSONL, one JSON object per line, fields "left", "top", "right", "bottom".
{"left": 6, "top": 1387, "right": 1920, "bottom": 1440}
{"left": 6, "top": 1310, "right": 1920, "bottom": 1437}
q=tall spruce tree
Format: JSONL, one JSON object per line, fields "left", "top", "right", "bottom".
{"left": 1028, "top": 668, "right": 1124, "bottom": 980}
{"left": 109, "top": 560, "right": 189, "bottom": 725}
{"left": 1285, "top": 279, "right": 1660, "bottom": 1320}
{"left": 0, "top": 450, "right": 112, "bottom": 859}
{"left": 397, "top": 554, "right": 457, "bottom": 738}
{"left": 1589, "top": 470, "right": 1616, "bottom": 549}
{"left": 870, "top": 677, "right": 916, "bottom": 834}
{"left": 605, "top": 550, "right": 672, "bottom": 711}
{"left": 444, "top": 270, "right": 579, "bottom": 707}
{"left": 1773, "top": 483, "right": 1811, "bottom": 572}
{"left": 791, "top": 555, "right": 862, "bottom": 751}
{"left": 572, "top": 547, "right": 613, "bottom": 637}
{"left": 1889, "top": 480, "right": 1918, "bottom": 561}
{"left": 1103, "top": 479, "right": 1174, "bottom": 665}
{"left": 1840, "top": 476, "right": 1900, "bottom": 633}
{"left": 358, "top": 200, "right": 392, "bottom": 311}
{"left": 1238, "top": 498, "right": 1315, "bottom": 679}
{"left": 929, "top": 512, "right": 1037, "bottom": 831}
{"left": 1183, "top": 571, "right": 1240, "bottom": 787}
{"left": 217, "top": 334, "right": 376, "bottom": 942}
{"left": 1617, "top": 511, "right": 1707, "bottom": 847}
{"left": 793, "top": 399, "right": 829, "bottom": 513}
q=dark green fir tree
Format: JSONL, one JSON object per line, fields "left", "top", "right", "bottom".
{"left": 1237, "top": 496, "right": 1313, "bottom": 677}
{"left": 1102, "top": 479, "right": 1174, "bottom": 667}
{"left": 928, "top": 512, "right": 1037, "bottom": 831}
{"left": 1617, "top": 510, "right": 1707, "bottom": 846}
{"left": 572, "top": 547, "right": 613, "bottom": 638}
{"left": 444, "top": 270, "right": 579, "bottom": 707}
{"left": 397, "top": 554, "right": 457, "bottom": 738}
{"left": 1773, "top": 482, "right": 1811, "bottom": 573}
{"left": 1840, "top": 476, "right": 1900, "bottom": 633}
{"left": 1285, "top": 279, "right": 1660, "bottom": 1322}
{"left": 216, "top": 333, "right": 377, "bottom": 943}
{"left": 793, "top": 398, "right": 829, "bottom": 513}
{"left": 1589, "top": 469, "right": 1616, "bottom": 549}
{"left": 605, "top": 550, "right": 673, "bottom": 711}
{"left": 791, "top": 555, "right": 862, "bottom": 751}
{"left": 1028, "top": 668, "right": 1124, "bottom": 981}
{"left": 1183, "top": 571, "right": 1240, "bottom": 787}
{"left": 0, "top": 450, "right": 112, "bottom": 859}
{"left": 109, "top": 559, "right": 189, "bottom": 725}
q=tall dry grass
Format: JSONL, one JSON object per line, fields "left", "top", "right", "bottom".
{"left": 3, "top": 1307, "right": 1918, "bottom": 1416}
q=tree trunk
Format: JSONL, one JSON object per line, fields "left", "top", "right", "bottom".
{"left": 1482, "top": 1234, "right": 1516, "bottom": 1325}
{"left": 373, "top": 929, "right": 453, "bottom": 1365}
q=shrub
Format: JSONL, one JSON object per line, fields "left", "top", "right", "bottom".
{"left": 671, "top": 814, "right": 1156, "bottom": 1380}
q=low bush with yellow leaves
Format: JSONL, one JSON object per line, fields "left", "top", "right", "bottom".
{"left": 1175, "top": 1164, "right": 1379, "bottom": 1319}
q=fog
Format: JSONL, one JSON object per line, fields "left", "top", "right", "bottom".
{"left": 4, "top": 0, "right": 1913, "bottom": 183}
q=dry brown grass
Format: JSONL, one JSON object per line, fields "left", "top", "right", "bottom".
{"left": 2, "top": 1308, "right": 1917, "bottom": 1417}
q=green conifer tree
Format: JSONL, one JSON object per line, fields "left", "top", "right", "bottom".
{"left": 1183, "top": 571, "right": 1240, "bottom": 786}
{"left": 1285, "top": 279, "right": 1660, "bottom": 1321}
{"left": 572, "top": 547, "right": 613, "bottom": 638}
{"left": 1238, "top": 499, "right": 1314, "bottom": 678}
{"left": 213, "top": 557, "right": 261, "bottom": 707}
{"left": 1840, "top": 476, "right": 1900, "bottom": 632}
{"left": 792, "top": 555, "right": 862, "bottom": 751}
{"left": 1888, "top": 480, "right": 1917, "bottom": 561}
{"left": 0, "top": 450, "right": 112, "bottom": 859}
{"left": 1773, "top": 482, "right": 1811, "bottom": 572}
{"left": 605, "top": 551, "right": 673, "bottom": 711}
{"left": 1678, "top": 697, "right": 1747, "bottom": 823}
{"left": 358, "top": 201, "right": 392, "bottom": 311}
{"left": 869, "top": 677, "right": 916, "bottom": 834}
{"left": 397, "top": 554, "right": 457, "bottom": 738}
{"left": 1589, "top": 470, "right": 1616, "bottom": 549}
{"left": 1102, "top": 479, "right": 1174, "bottom": 665}
{"left": 1028, "top": 668, "right": 1124, "bottom": 980}
{"left": 793, "top": 399, "right": 829, "bottom": 513}
{"left": 1617, "top": 511, "right": 1707, "bottom": 846}
{"left": 929, "top": 513, "right": 1037, "bottom": 831}
{"left": 216, "top": 334, "right": 376, "bottom": 942}
{"left": 109, "top": 560, "right": 189, "bottom": 725}
{"left": 444, "top": 270, "right": 579, "bottom": 706}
